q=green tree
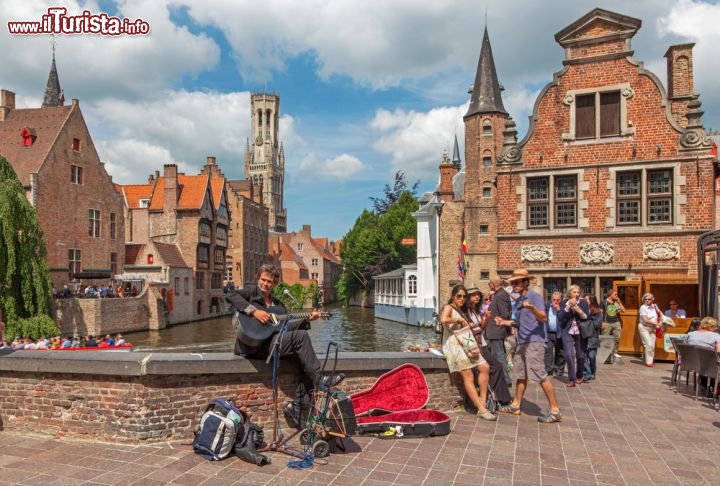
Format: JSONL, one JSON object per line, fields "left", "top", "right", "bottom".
{"left": 336, "top": 176, "right": 419, "bottom": 302}
{"left": 0, "top": 155, "right": 58, "bottom": 339}
{"left": 368, "top": 170, "right": 420, "bottom": 215}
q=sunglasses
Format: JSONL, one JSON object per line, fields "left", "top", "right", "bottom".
{"left": 455, "top": 294, "right": 467, "bottom": 298}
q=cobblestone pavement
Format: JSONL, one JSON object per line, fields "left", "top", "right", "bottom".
{"left": 1, "top": 357, "right": 719, "bottom": 485}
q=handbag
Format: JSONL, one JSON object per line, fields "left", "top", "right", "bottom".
{"left": 451, "top": 324, "right": 481, "bottom": 359}
{"left": 655, "top": 327, "right": 664, "bottom": 339}
{"left": 660, "top": 314, "right": 676, "bottom": 327}
{"left": 578, "top": 318, "right": 595, "bottom": 339}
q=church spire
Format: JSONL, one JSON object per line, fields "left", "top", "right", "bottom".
{"left": 42, "top": 38, "right": 63, "bottom": 108}
{"left": 465, "top": 26, "right": 506, "bottom": 118}
{"left": 451, "top": 133, "right": 462, "bottom": 167}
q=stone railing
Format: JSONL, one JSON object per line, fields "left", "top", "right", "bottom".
{"left": 0, "top": 350, "right": 457, "bottom": 443}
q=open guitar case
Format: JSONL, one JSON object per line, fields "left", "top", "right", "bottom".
{"left": 349, "top": 363, "right": 451, "bottom": 438}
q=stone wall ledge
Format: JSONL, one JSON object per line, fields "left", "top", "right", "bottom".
{"left": 0, "top": 349, "right": 448, "bottom": 375}
{"left": 0, "top": 349, "right": 459, "bottom": 443}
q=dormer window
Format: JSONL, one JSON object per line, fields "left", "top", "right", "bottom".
{"left": 139, "top": 198, "right": 150, "bottom": 208}
{"left": 20, "top": 127, "right": 36, "bottom": 147}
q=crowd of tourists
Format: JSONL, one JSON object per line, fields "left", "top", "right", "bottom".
{"left": 436, "top": 267, "right": 713, "bottom": 423}
{"left": 0, "top": 333, "right": 128, "bottom": 350}
{"left": 53, "top": 283, "right": 139, "bottom": 299}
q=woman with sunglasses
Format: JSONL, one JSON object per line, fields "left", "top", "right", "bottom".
{"left": 638, "top": 293, "right": 662, "bottom": 367}
{"left": 440, "top": 283, "right": 497, "bottom": 420}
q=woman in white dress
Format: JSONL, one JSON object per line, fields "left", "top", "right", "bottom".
{"left": 638, "top": 293, "right": 661, "bottom": 367}
{"left": 440, "top": 284, "right": 496, "bottom": 421}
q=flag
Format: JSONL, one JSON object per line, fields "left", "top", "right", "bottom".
{"left": 458, "top": 227, "right": 467, "bottom": 280}
{"left": 457, "top": 253, "right": 465, "bottom": 281}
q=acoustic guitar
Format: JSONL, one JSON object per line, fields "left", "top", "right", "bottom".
{"left": 233, "top": 305, "right": 331, "bottom": 348}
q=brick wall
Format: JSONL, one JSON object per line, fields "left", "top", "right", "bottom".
{"left": 0, "top": 352, "right": 460, "bottom": 443}
{"left": 54, "top": 286, "right": 166, "bottom": 336}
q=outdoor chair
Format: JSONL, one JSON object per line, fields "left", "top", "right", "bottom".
{"left": 696, "top": 346, "right": 720, "bottom": 410}
{"left": 675, "top": 343, "right": 700, "bottom": 398}
{"left": 669, "top": 337, "right": 684, "bottom": 386}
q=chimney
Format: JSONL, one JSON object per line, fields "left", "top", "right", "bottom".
{"left": 0, "top": 89, "right": 15, "bottom": 121}
{"left": 665, "top": 43, "right": 695, "bottom": 100}
{"left": 302, "top": 224, "right": 311, "bottom": 234}
{"left": 437, "top": 150, "right": 459, "bottom": 202}
{"left": 163, "top": 164, "right": 179, "bottom": 211}
{"left": 665, "top": 43, "right": 696, "bottom": 128}
{"left": 207, "top": 156, "right": 216, "bottom": 165}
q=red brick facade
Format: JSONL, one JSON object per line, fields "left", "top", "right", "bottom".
{"left": 446, "top": 8, "right": 717, "bottom": 301}
{"left": 0, "top": 92, "right": 125, "bottom": 290}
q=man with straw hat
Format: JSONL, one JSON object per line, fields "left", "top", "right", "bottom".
{"left": 495, "top": 268, "right": 562, "bottom": 423}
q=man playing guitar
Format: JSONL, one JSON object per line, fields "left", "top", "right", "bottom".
{"left": 225, "top": 264, "right": 344, "bottom": 429}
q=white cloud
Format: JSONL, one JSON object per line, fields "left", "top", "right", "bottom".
{"left": 370, "top": 105, "right": 467, "bottom": 180}
{"left": 0, "top": 0, "right": 220, "bottom": 102}
{"left": 297, "top": 153, "right": 367, "bottom": 181}
{"left": 86, "top": 90, "right": 250, "bottom": 183}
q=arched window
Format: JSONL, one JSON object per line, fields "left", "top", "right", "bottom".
{"left": 408, "top": 275, "right": 417, "bottom": 295}
{"left": 483, "top": 119, "right": 492, "bottom": 135}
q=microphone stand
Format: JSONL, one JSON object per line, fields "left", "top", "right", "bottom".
{"left": 258, "top": 292, "right": 307, "bottom": 460}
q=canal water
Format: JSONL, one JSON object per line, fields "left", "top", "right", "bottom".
{"left": 125, "top": 304, "right": 441, "bottom": 353}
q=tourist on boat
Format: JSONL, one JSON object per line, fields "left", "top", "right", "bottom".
{"left": 105, "top": 334, "right": 115, "bottom": 346}
{"left": 71, "top": 336, "right": 81, "bottom": 348}
{"left": 85, "top": 335, "right": 98, "bottom": 347}
{"left": 60, "top": 337, "right": 72, "bottom": 349}
{"left": 115, "top": 333, "right": 126, "bottom": 346}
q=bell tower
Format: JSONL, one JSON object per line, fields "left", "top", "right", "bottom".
{"left": 245, "top": 92, "right": 287, "bottom": 232}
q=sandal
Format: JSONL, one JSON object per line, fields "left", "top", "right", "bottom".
{"left": 477, "top": 409, "right": 498, "bottom": 421}
{"left": 537, "top": 411, "right": 562, "bottom": 424}
{"left": 497, "top": 404, "right": 521, "bottom": 415}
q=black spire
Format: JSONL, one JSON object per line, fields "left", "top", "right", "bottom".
{"left": 451, "top": 133, "right": 462, "bottom": 167}
{"left": 465, "top": 26, "right": 506, "bottom": 118}
{"left": 42, "top": 43, "right": 62, "bottom": 108}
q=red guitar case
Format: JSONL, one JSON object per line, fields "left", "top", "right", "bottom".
{"left": 349, "top": 363, "right": 451, "bottom": 437}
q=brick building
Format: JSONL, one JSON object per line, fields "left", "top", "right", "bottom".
{"left": 118, "top": 157, "right": 230, "bottom": 319}
{"left": 269, "top": 225, "right": 342, "bottom": 303}
{"left": 0, "top": 56, "right": 125, "bottom": 291}
{"left": 441, "top": 8, "right": 717, "bottom": 302}
{"left": 225, "top": 178, "right": 269, "bottom": 287}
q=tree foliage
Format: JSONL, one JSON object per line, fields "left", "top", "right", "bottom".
{"left": 0, "top": 155, "right": 58, "bottom": 339}
{"left": 368, "top": 170, "right": 420, "bottom": 215}
{"left": 337, "top": 175, "right": 420, "bottom": 302}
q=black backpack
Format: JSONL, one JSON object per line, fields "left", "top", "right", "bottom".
{"left": 193, "top": 398, "right": 244, "bottom": 461}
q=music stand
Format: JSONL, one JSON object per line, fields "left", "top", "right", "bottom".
{"left": 258, "top": 303, "right": 308, "bottom": 460}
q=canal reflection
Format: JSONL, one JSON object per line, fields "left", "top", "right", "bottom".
{"left": 125, "top": 304, "right": 441, "bottom": 353}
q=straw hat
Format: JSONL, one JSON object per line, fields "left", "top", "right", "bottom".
{"left": 506, "top": 268, "right": 536, "bottom": 282}
{"left": 466, "top": 284, "right": 482, "bottom": 295}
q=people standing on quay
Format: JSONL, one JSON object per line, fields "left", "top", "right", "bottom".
{"left": 601, "top": 289, "right": 625, "bottom": 363}
{"left": 496, "top": 268, "right": 561, "bottom": 423}
{"left": 544, "top": 291, "right": 565, "bottom": 377}
{"left": 440, "top": 284, "right": 497, "bottom": 421}
{"left": 638, "top": 293, "right": 661, "bottom": 367}
{"left": 583, "top": 294, "right": 603, "bottom": 382}
{"left": 485, "top": 278, "right": 513, "bottom": 387}
{"left": 465, "top": 285, "right": 512, "bottom": 409}
{"left": 558, "top": 285, "right": 590, "bottom": 387}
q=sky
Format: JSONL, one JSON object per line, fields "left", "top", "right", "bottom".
{"left": 2, "top": 0, "right": 720, "bottom": 241}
